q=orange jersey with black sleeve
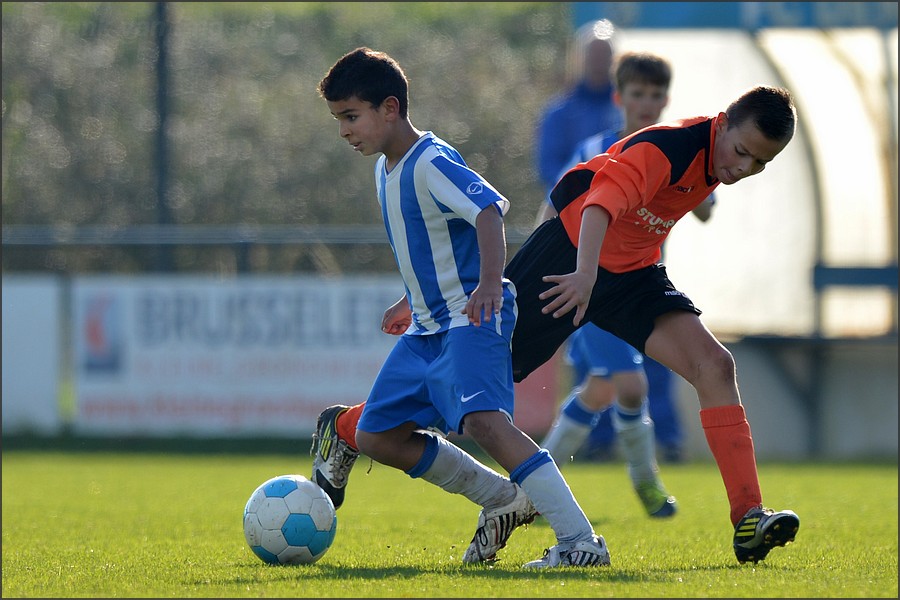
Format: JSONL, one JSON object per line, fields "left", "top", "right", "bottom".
{"left": 549, "top": 115, "right": 722, "bottom": 273}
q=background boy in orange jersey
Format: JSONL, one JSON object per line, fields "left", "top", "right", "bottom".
{"left": 312, "top": 84, "right": 800, "bottom": 565}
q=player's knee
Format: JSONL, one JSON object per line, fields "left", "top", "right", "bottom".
{"left": 615, "top": 373, "right": 648, "bottom": 408}
{"left": 580, "top": 377, "right": 616, "bottom": 410}
{"left": 703, "top": 346, "right": 737, "bottom": 385}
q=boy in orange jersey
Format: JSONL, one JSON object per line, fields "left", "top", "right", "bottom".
{"left": 312, "top": 84, "right": 800, "bottom": 565}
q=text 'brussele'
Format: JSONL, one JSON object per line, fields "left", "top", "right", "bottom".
{"left": 135, "top": 288, "right": 400, "bottom": 347}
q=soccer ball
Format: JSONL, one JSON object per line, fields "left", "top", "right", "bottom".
{"left": 243, "top": 474, "right": 337, "bottom": 565}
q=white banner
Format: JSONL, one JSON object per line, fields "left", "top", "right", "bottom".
{"left": 2, "top": 275, "right": 63, "bottom": 435}
{"left": 72, "top": 275, "right": 402, "bottom": 437}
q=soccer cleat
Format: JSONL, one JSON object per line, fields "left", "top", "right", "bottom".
{"left": 635, "top": 480, "right": 678, "bottom": 518}
{"left": 462, "top": 485, "right": 538, "bottom": 563}
{"left": 523, "top": 534, "right": 611, "bottom": 568}
{"left": 733, "top": 506, "right": 800, "bottom": 564}
{"left": 309, "top": 405, "right": 359, "bottom": 510}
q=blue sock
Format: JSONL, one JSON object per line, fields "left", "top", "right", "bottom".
{"left": 613, "top": 402, "right": 643, "bottom": 422}
{"left": 561, "top": 393, "right": 602, "bottom": 428}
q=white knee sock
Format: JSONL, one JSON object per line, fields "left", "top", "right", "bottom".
{"left": 541, "top": 393, "right": 602, "bottom": 466}
{"left": 412, "top": 432, "right": 517, "bottom": 509}
{"left": 513, "top": 450, "right": 594, "bottom": 544}
{"left": 612, "top": 400, "right": 659, "bottom": 484}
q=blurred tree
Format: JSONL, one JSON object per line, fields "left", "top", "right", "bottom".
{"left": 1, "top": 2, "right": 571, "bottom": 273}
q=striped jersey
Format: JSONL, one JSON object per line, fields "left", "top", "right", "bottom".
{"left": 547, "top": 128, "right": 621, "bottom": 204}
{"left": 375, "top": 132, "right": 515, "bottom": 336}
{"left": 558, "top": 128, "right": 622, "bottom": 184}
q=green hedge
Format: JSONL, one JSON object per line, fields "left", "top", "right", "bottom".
{"left": 2, "top": 2, "right": 572, "bottom": 274}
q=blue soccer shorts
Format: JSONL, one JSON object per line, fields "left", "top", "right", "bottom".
{"left": 358, "top": 324, "right": 516, "bottom": 436}
{"left": 565, "top": 323, "right": 644, "bottom": 385}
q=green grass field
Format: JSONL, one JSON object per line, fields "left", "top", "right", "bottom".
{"left": 2, "top": 449, "right": 896, "bottom": 598}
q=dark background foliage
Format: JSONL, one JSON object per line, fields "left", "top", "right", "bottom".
{"left": 2, "top": 2, "right": 573, "bottom": 274}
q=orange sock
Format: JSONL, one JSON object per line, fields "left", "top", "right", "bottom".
{"left": 700, "top": 404, "right": 763, "bottom": 526}
{"left": 336, "top": 403, "right": 364, "bottom": 450}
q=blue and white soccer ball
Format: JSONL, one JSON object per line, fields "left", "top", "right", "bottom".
{"left": 243, "top": 474, "right": 337, "bottom": 565}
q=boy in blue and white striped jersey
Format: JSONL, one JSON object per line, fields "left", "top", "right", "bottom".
{"left": 316, "top": 47, "right": 608, "bottom": 569}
